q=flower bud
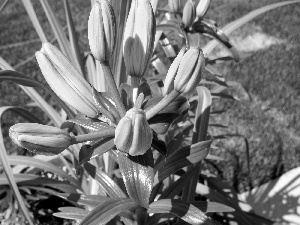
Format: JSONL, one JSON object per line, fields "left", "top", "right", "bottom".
{"left": 163, "top": 47, "right": 186, "bottom": 96}
{"left": 174, "top": 47, "right": 205, "bottom": 94}
{"left": 114, "top": 108, "right": 152, "bottom": 156}
{"left": 88, "top": 0, "right": 116, "bottom": 62}
{"left": 168, "top": 0, "right": 181, "bottom": 14}
{"left": 196, "top": 0, "right": 211, "bottom": 19}
{"left": 123, "top": 0, "right": 155, "bottom": 77}
{"left": 36, "top": 42, "right": 99, "bottom": 118}
{"left": 9, "top": 123, "right": 71, "bottom": 155}
{"left": 182, "top": 0, "right": 196, "bottom": 28}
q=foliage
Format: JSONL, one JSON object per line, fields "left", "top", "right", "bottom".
{"left": 0, "top": 0, "right": 299, "bottom": 224}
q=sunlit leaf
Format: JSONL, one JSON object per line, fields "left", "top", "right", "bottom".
{"left": 80, "top": 198, "right": 139, "bottom": 225}
{"left": 116, "top": 150, "right": 154, "bottom": 208}
{"left": 148, "top": 199, "right": 214, "bottom": 225}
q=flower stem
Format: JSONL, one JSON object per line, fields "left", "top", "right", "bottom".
{"left": 145, "top": 90, "right": 180, "bottom": 120}
{"left": 101, "top": 61, "right": 127, "bottom": 117}
{"left": 131, "top": 76, "right": 140, "bottom": 104}
{"left": 71, "top": 128, "right": 115, "bottom": 144}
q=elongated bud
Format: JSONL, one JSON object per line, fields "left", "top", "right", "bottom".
{"left": 36, "top": 43, "right": 99, "bottom": 118}
{"left": 196, "top": 0, "right": 211, "bottom": 19}
{"left": 114, "top": 108, "right": 152, "bottom": 156}
{"left": 182, "top": 0, "right": 196, "bottom": 28}
{"left": 163, "top": 47, "right": 186, "bottom": 96}
{"left": 88, "top": 0, "right": 116, "bottom": 62}
{"left": 123, "top": 0, "right": 155, "bottom": 77}
{"left": 174, "top": 47, "right": 205, "bottom": 94}
{"left": 9, "top": 123, "right": 71, "bottom": 155}
{"left": 168, "top": 0, "right": 181, "bottom": 13}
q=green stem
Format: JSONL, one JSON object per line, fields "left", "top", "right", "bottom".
{"left": 146, "top": 90, "right": 180, "bottom": 120}
{"left": 71, "top": 128, "right": 115, "bottom": 144}
{"left": 101, "top": 62, "right": 127, "bottom": 117}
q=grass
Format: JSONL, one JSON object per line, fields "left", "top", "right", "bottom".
{"left": 0, "top": 0, "right": 299, "bottom": 197}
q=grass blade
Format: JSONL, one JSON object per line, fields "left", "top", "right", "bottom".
{"left": 0, "top": 114, "right": 34, "bottom": 225}
{"left": 21, "top": 0, "right": 47, "bottom": 42}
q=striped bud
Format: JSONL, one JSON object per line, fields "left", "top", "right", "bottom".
{"left": 163, "top": 47, "right": 186, "bottom": 96}
{"left": 88, "top": 0, "right": 116, "bottom": 62}
{"left": 9, "top": 123, "right": 71, "bottom": 155}
{"left": 36, "top": 43, "right": 99, "bottom": 118}
{"left": 114, "top": 108, "right": 152, "bottom": 156}
{"left": 174, "top": 47, "right": 205, "bottom": 94}
{"left": 168, "top": 0, "right": 181, "bottom": 13}
{"left": 182, "top": 0, "right": 196, "bottom": 28}
{"left": 196, "top": 0, "right": 211, "bottom": 19}
{"left": 123, "top": 0, "right": 155, "bottom": 77}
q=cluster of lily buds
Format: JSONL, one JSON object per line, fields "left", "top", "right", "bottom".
{"left": 88, "top": 0, "right": 116, "bottom": 63}
{"left": 10, "top": 0, "right": 205, "bottom": 159}
{"left": 164, "top": 47, "right": 205, "bottom": 95}
{"left": 36, "top": 43, "right": 99, "bottom": 118}
{"left": 168, "top": 0, "right": 211, "bottom": 29}
{"left": 123, "top": 0, "right": 155, "bottom": 78}
{"left": 9, "top": 123, "right": 72, "bottom": 155}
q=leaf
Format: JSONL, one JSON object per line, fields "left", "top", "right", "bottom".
{"left": 54, "top": 207, "right": 89, "bottom": 221}
{"left": 80, "top": 198, "right": 139, "bottom": 225}
{"left": 0, "top": 70, "right": 46, "bottom": 88}
{"left": 191, "top": 201, "right": 234, "bottom": 213}
{"left": 7, "top": 155, "right": 80, "bottom": 187}
{"left": 0, "top": 112, "right": 35, "bottom": 225}
{"left": 151, "top": 132, "right": 167, "bottom": 158}
{"left": 84, "top": 162, "right": 126, "bottom": 198}
{"left": 116, "top": 149, "right": 154, "bottom": 208}
{"left": 79, "top": 137, "right": 115, "bottom": 165}
{"left": 63, "top": 119, "right": 110, "bottom": 132}
{"left": 203, "top": 0, "right": 300, "bottom": 55}
{"left": 148, "top": 199, "right": 214, "bottom": 225}
{"left": 64, "top": 0, "right": 83, "bottom": 74}
{"left": 21, "top": 0, "right": 47, "bottom": 42}
{"left": 0, "top": 70, "right": 75, "bottom": 120}
{"left": 154, "top": 140, "right": 212, "bottom": 185}
{"left": 57, "top": 193, "right": 111, "bottom": 208}
{"left": 159, "top": 170, "right": 196, "bottom": 199}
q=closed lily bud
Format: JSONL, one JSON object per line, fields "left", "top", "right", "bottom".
{"left": 9, "top": 123, "right": 71, "bottom": 155}
{"left": 36, "top": 42, "right": 99, "bottom": 118}
{"left": 182, "top": 0, "right": 196, "bottom": 28}
{"left": 196, "top": 0, "right": 211, "bottom": 19}
{"left": 168, "top": 0, "right": 181, "bottom": 13}
{"left": 163, "top": 47, "right": 186, "bottom": 96}
{"left": 174, "top": 47, "right": 205, "bottom": 94}
{"left": 88, "top": 0, "right": 116, "bottom": 62}
{"left": 114, "top": 108, "right": 153, "bottom": 156}
{"left": 123, "top": 0, "right": 155, "bottom": 77}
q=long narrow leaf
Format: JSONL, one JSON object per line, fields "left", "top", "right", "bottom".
{"left": 84, "top": 162, "right": 126, "bottom": 198}
{"left": 7, "top": 156, "right": 80, "bottom": 187}
{"left": 80, "top": 198, "right": 139, "bottom": 225}
{"left": 21, "top": 0, "right": 47, "bottom": 42}
{"left": 0, "top": 121, "right": 34, "bottom": 225}
{"left": 203, "top": 0, "right": 300, "bottom": 55}
{"left": 148, "top": 199, "right": 214, "bottom": 225}
{"left": 0, "top": 57, "right": 63, "bottom": 126}
{"left": 116, "top": 150, "right": 154, "bottom": 208}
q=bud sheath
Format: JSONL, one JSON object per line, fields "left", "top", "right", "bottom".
{"left": 88, "top": 0, "right": 116, "bottom": 62}
{"left": 9, "top": 123, "right": 71, "bottom": 155}
{"left": 123, "top": 0, "right": 155, "bottom": 78}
